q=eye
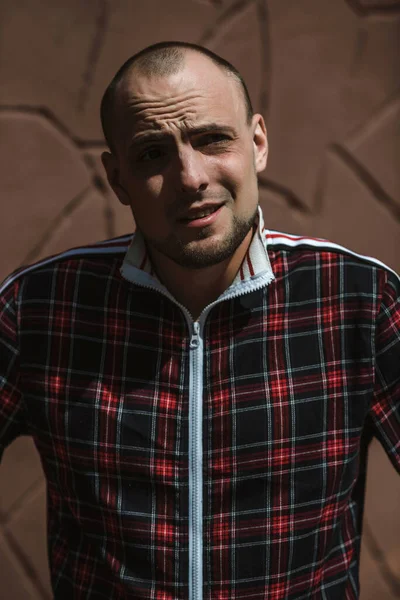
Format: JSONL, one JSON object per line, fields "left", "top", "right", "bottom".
{"left": 137, "top": 146, "right": 165, "bottom": 162}
{"left": 194, "top": 133, "right": 233, "bottom": 154}
{"left": 199, "top": 133, "right": 230, "bottom": 145}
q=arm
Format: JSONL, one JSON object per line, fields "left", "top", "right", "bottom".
{"left": 0, "top": 280, "right": 27, "bottom": 461}
{"left": 370, "top": 271, "right": 400, "bottom": 473}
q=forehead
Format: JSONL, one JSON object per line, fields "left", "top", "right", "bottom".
{"left": 114, "top": 54, "right": 246, "bottom": 143}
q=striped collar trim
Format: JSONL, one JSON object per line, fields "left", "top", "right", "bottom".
{"left": 233, "top": 206, "right": 270, "bottom": 284}
{"left": 0, "top": 235, "right": 132, "bottom": 295}
{"left": 121, "top": 205, "right": 274, "bottom": 287}
{"left": 265, "top": 230, "right": 400, "bottom": 281}
{"left": 122, "top": 226, "right": 157, "bottom": 280}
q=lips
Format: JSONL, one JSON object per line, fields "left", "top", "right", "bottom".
{"left": 177, "top": 204, "right": 224, "bottom": 228}
{"left": 179, "top": 203, "right": 224, "bottom": 222}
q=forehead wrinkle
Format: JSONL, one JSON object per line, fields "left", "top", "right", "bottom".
{"left": 126, "top": 88, "right": 205, "bottom": 108}
{"left": 130, "top": 110, "right": 198, "bottom": 137}
{"left": 116, "top": 73, "right": 241, "bottom": 148}
{"left": 122, "top": 88, "right": 209, "bottom": 121}
{"left": 139, "top": 104, "right": 197, "bottom": 123}
{"left": 129, "top": 107, "right": 200, "bottom": 129}
{"left": 124, "top": 92, "right": 216, "bottom": 136}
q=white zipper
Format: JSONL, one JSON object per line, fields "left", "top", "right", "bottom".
{"left": 189, "top": 320, "right": 203, "bottom": 600}
{"left": 118, "top": 270, "right": 275, "bottom": 599}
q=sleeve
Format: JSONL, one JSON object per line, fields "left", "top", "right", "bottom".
{"left": 370, "top": 271, "right": 400, "bottom": 473}
{"left": 0, "top": 280, "right": 27, "bottom": 462}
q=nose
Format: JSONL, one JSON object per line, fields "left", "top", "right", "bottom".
{"left": 176, "top": 145, "right": 209, "bottom": 193}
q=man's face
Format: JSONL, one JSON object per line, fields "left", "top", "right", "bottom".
{"left": 103, "top": 52, "right": 268, "bottom": 269}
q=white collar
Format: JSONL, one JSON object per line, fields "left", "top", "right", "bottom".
{"left": 120, "top": 205, "right": 274, "bottom": 298}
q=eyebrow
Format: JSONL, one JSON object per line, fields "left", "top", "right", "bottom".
{"left": 129, "top": 123, "right": 237, "bottom": 148}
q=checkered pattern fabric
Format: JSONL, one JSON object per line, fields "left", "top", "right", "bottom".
{"left": 0, "top": 210, "right": 399, "bottom": 599}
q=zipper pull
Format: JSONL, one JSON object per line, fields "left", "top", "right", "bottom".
{"left": 190, "top": 321, "right": 200, "bottom": 348}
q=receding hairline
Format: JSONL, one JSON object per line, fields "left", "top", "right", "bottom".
{"left": 100, "top": 42, "right": 254, "bottom": 151}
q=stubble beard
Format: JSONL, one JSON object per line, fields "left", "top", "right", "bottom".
{"left": 143, "top": 205, "right": 259, "bottom": 269}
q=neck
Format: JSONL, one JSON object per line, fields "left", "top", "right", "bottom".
{"left": 148, "top": 228, "right": 254, "bottom": 320}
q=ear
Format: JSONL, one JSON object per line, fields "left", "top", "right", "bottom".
{"left": 252, "top": 114, "right": 268, "bottom": 174}
{"left": 101, "top": 152, "right": 131, "bottom": 206}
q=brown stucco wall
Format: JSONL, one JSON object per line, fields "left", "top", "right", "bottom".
{"left": 0, "top": 1, "right": 399, "bottom": 598}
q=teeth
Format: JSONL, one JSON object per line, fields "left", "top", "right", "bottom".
{"left": 187, "top": 207, "right": 218, "bottom": 220}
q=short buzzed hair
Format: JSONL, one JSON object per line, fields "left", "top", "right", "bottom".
{"left": 100, "top": 41, "right": 254, "bottom": 152}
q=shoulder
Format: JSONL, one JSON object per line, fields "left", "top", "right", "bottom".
{"left": 0, "top": 233, "right": 134, "bottom": 297}
{"left": 265, "top": 229, "right": 400, "bottom": 286}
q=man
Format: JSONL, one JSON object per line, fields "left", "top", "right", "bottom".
{"left": 0, "top": 41, "right": 399, "bottom": 599}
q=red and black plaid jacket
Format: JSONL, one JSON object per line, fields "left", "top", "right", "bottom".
{"left": 0, "top": 207, "right": 399, "bottom": 599}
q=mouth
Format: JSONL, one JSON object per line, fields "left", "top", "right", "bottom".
{"left": 178, "top": 203, "right": 224, "bottom": 227}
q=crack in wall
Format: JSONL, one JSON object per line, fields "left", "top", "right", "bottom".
{"left": 345, "top": 91, "right": 400, "bottom": 147}
{"left": 0, "top": 105, "right": 104, "bottom": 148}
{"left": 0, "top": 106, "right": 120, "bottom": 244}
{"left": 258, "top": 177, "right": 311, "bottom": 214}
{"left": 344, "top": 0, "right": 400, "bottom": 16}
{"left": 193, "top": 0, "right": 224, "bottom": 6}
{"left": 0, "top": 105, "right": 79, "bottom": 145}
{"left": 0, "top": 476, "right": 44, "bottom": 527}
{"left": 20, "top": 187, "right": 92, "bottom": 266}
{"left": 76, "top": 0, "right": 111, "bottom": 113}
{"left": 197, "top": 0, "right": 270, "bottom": 118}
{"left": 199, "top": 0, "right": 256, "bottom": 45}
{"left": 330, "top": 143, "right": 400, "bottom": 222}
